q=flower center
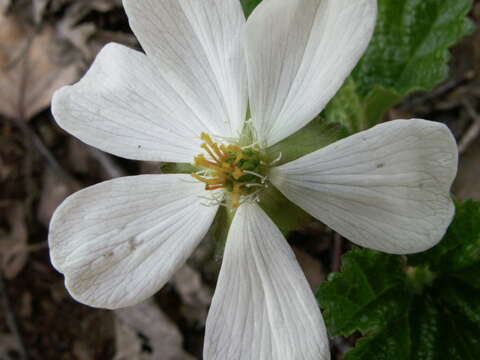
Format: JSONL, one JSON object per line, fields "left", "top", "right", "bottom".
{"left": 192, "top": 133, "right": 266, "bottom": 208}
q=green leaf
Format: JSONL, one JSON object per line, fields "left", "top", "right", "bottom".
{"left": 409, "top": 200, "right": 480, "bottom": 274}
{"left": 323, "top": 77, "right": 367, "bottom": 134}
{"left": 318, "top": 249, "right": 409, "bottom": 337}
{"left": 317, "top": 201, "right": 480, "bottom": 360}
{"left": 322, "top": 78, "right": 401, "bottom": 135}
{"left": 353, "top": 0, "right": 474, "bottom": 98}
{"left": 240, "top": 0, "right": 262, "bottom": 18}
{"left": 242, "top": 0, "right": 473, "bottom": 169}
{"left": 347, "top": 314, "right": 412, "bottom": 360}
{"left": 324, "top": 0, "right": 473, "bottom": 133}
{"left": 245, "top": 0, "right": 473, "bottom": 159}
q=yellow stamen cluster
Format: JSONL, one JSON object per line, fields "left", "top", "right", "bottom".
{"left": 192, "top": 133, "right": 264, "bottom": 208}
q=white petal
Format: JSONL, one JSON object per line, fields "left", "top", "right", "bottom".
{"left": 245, "top": 0, "right": 377, "bottom": 146}
{"left": 270, "top": 119, "right": 458, "bottom": 254}
{"left": 52, "top": 43, "right": 226, "bottom": 163}
{"left": 123, "top": 0, "right": 247, "bottom": 138}
{"left": 49, "top": 174, "right": 219, "bottom": 309}
{"left": 204, "top": 202, "right": 329, "bottom": 360}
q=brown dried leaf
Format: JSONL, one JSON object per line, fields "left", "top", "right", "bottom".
{"left": 56, "top": 1, "right": 130, "bottom": 62}
{"left": 52, "top": 0, "right": 122, "bottom": 13}
{"left": 0, "top": 13, "right": 78, "bottom": 120}
{"left": 19, "top": 291, "right": 32, "bottom": 318}
{"left": 37, "top": 169, "right": 76, "bottom": 227}
{"left": 453, "top": 136, "right": 480, "bottom": 200}
{"left": 70, "top": 311, "right": 115, "bottom": 360}
{"left": 292, "top": 247, "right": 325, "bottom": 290}
{"left": 0, "top": 333, "right": 20, "bottom": 360}
{"left": 115, "top": 300, "right": 195, "bottom": 360}
{"left": 90, "top": 0, "right": 123, "bottom": 12}
{"left": 73, "top": 340, "right": 95, "bottom": 360}
{"left": 88, "top": 30, "right": 138, "bottom": 59}
{"left": 114, "top": 319, "right": 149, "bottom": 360}
{"left": 0, "top": 0, "right": 9, "bottom": 14}
{"left": 32, "top": 0, "right": 49, "bottom": 24}
{"left": 0, "top": 201, "right": 28, "bottom": 279}
{"left": 58, "top": 19, "right": 97, "bottom": 60}
{"left": 68, "top": 138, "right": 92, "bottom": 174}
{"left": 173, "top": 265, "right": 212, "bottom": 307}
{"left": 50, "top": 0, "right": 69, "bottom": 12}
{"left": 172, "top": 265, "right": 212, "bottom": 327}
{"left": 69, "top": 137, "right": 127, "bottom": 179}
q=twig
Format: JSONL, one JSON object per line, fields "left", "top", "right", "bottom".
{"left": 0, "top": 275, "right": 29, "bottom": 360}
{"left": 331, "top": 233, "right": 343, "bottom": 273}
{"left": 9, "top": 116, "right": 78, "bottom": 188}
{"left": 88, "top": 148, "right": 127, "bottom": 178}
{"left": 398, "top": 71, "right": 474, "bottom": 110}
{"left": 459, "top": 99, "right": 480, "bottom": 154}
{"left": 17, "top": 35, "right": 31, "bottom": 124}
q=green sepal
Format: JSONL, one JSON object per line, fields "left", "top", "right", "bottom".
{"left": 257, "top": 183, "right": 312, "bottom": 235}
{"left": 160, "top": 162, "right": 197, "bottom": 174}
{"left": 265, "top": 116, "right": 348, "bottom": 166}
{"left": 362, "top": 85, "right": 401, "bottom": 129}
{"left": 210, "top": 185, "right": 310, "bottom": 260}
{"left": 240, "top": 0, "right": 262, "bottom": 18}
{"left": 210, "top": 205, "right": 235, "bottom": 261}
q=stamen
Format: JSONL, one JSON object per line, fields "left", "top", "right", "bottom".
{"left": 240, "top": 189, "right": 262, "bottom": 205}
{"left": 245, "top": 183, "right": 265, "bottom": 188}
{"left": 233, "top": 167, "right": 245, "bottom": 180}
{"left": 231, "top": 182, "right": 245, "bottom": 209}
{"left": 243, "top": 170, "right": 267, "bottom": 183}
{"left": 192, "top": 132, "right": 267, "bottom": 208}
{"left": 201, "top": 133, "right": 225, "bottom": 160}
{"left": 191, "top": 173, "right": 209, "bottom": 184}
{"left": 206, "top": 184, "right": 226, "bottom": 191}
{"left": 241, "top": 143, "right": 258, "bottom": 150}
{"left": 230, "top": 146, "right": 245, "bottom": 165}
{"left": 270, "top": 152, "right": 283, "bottom": 166}
{"left": 206, "top": 179, "right": 225, "bottom": 186}
{"left": 201, "top": 143, "right": 220, "bottom": 162}
{"left": 195, "top": 156, "right": 230, "bottom": 175}
{"left": 210, "top": 134, "right": 237, "bottom": 143}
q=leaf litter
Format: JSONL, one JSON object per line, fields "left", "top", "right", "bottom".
{"left": 0, "top": 11, "right": 78, "bottom": 121}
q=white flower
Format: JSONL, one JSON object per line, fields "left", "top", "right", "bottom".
{"left": 49, "top": 0, "right": 458, "bottom": 359}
